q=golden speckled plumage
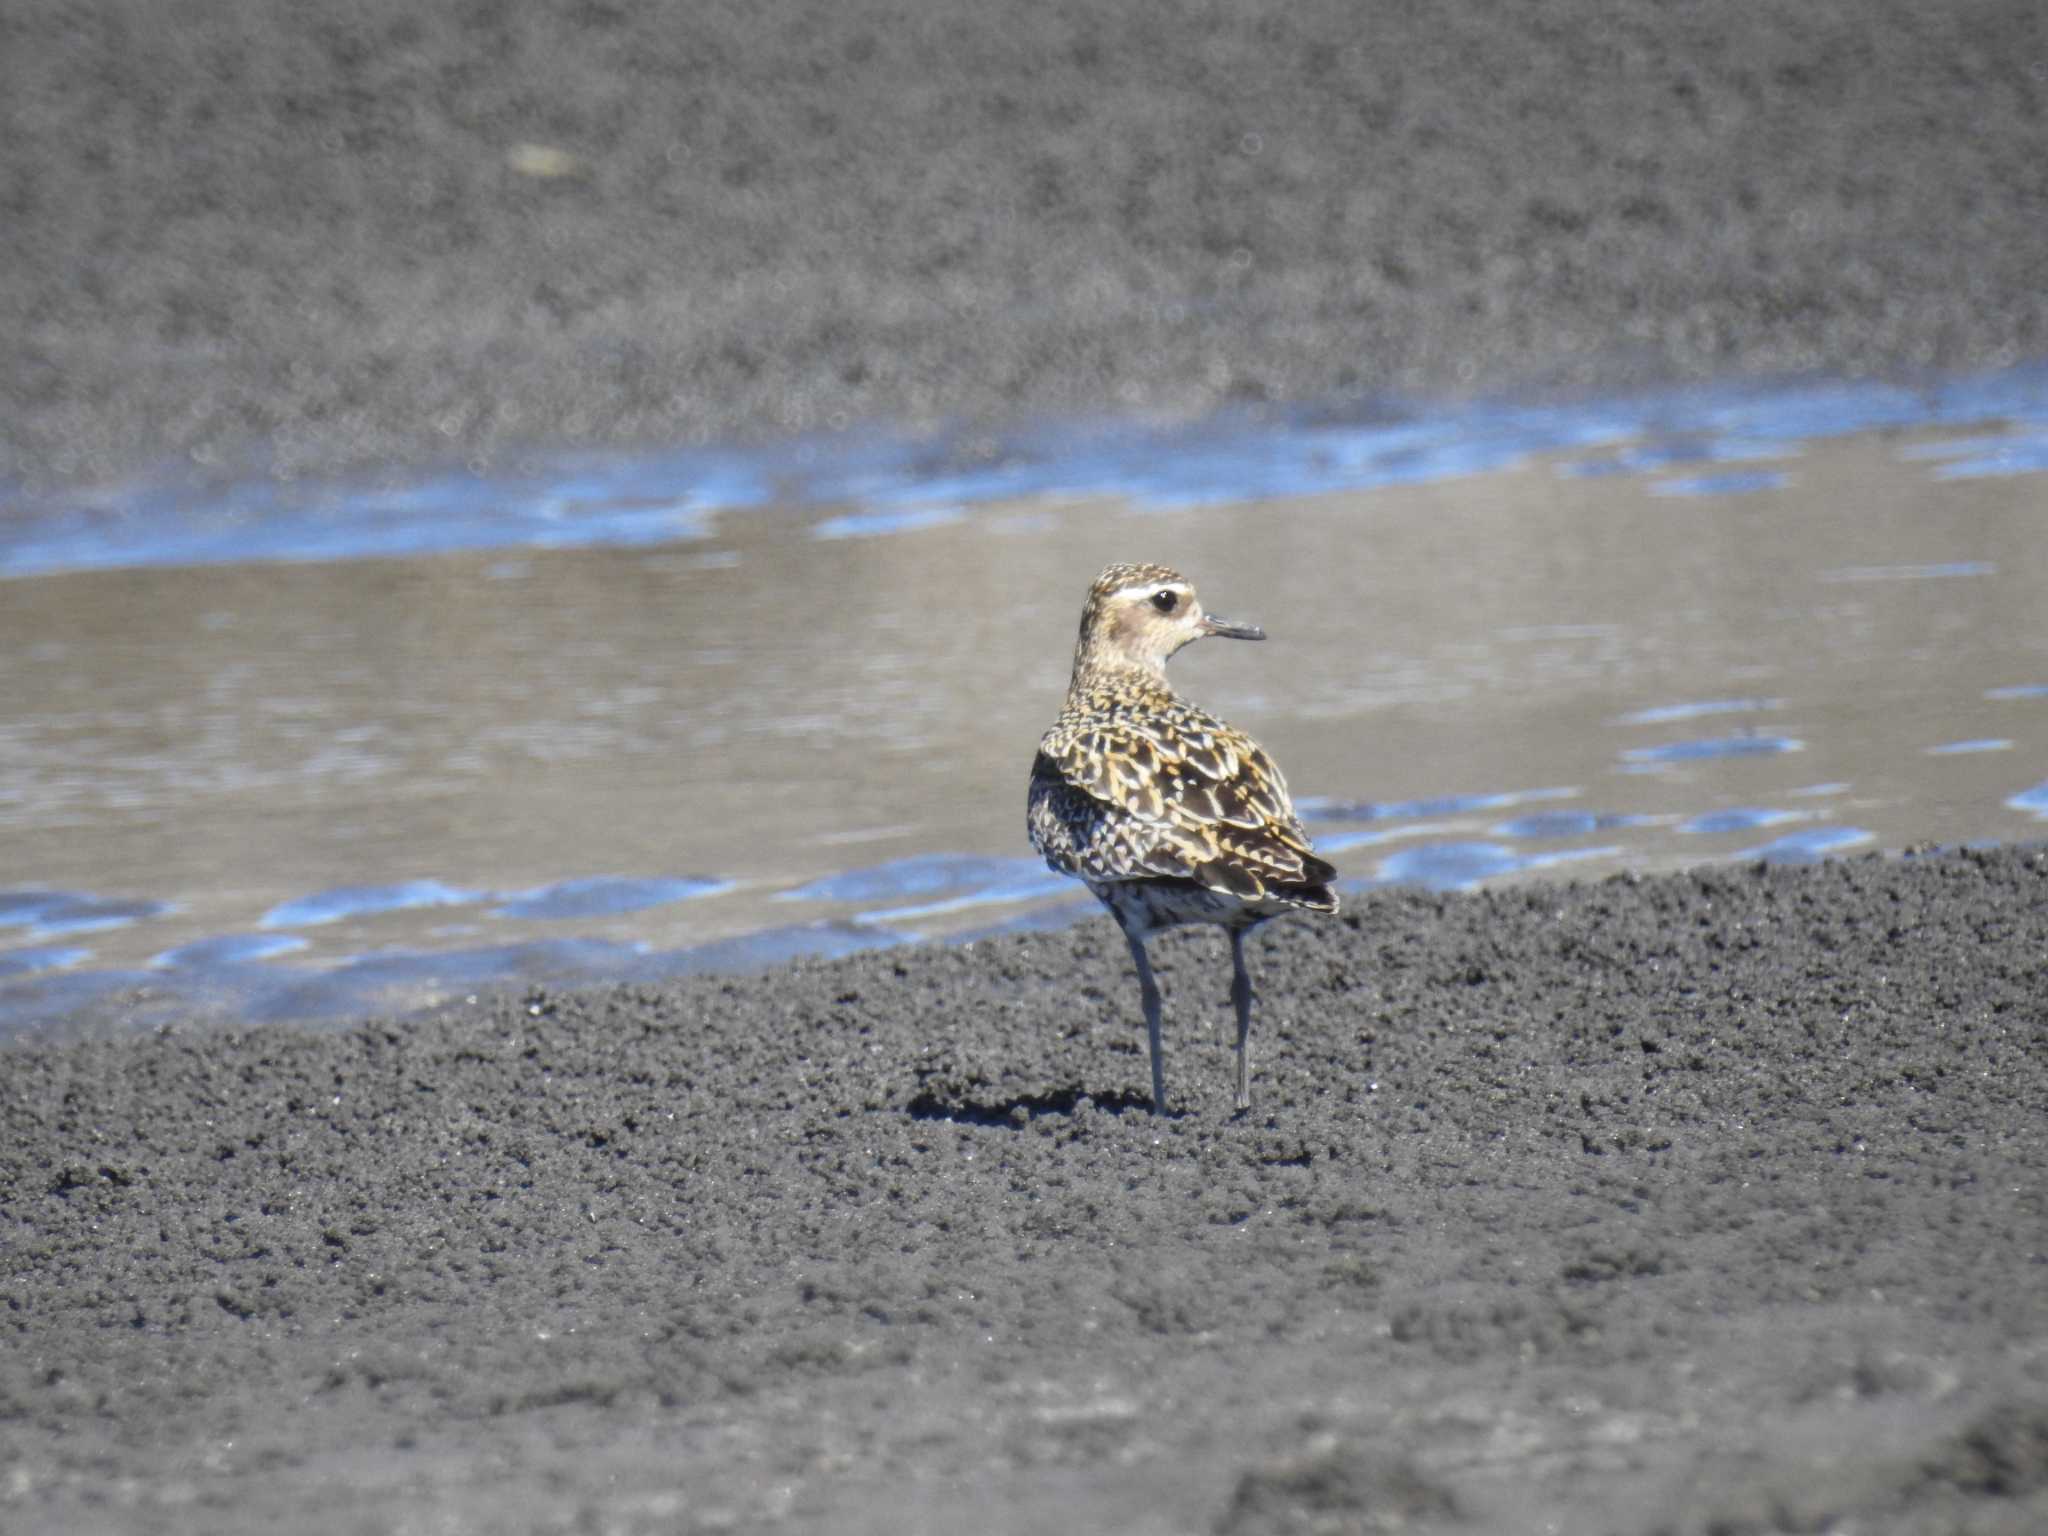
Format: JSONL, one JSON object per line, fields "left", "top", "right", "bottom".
{"left": 1029, "top": 684, "right": 1334, "bottom": 914}
{"left": 1027, "top": 563, "right": 1337, "bottom": 1115}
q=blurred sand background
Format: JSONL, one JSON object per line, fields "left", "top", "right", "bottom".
{"left": 3, "top": 0, "right": 2044, "bottom": 488}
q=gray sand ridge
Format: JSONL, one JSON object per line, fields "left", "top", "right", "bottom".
{"left": 4, "top": 0, "right": 2047, "bottom": 487}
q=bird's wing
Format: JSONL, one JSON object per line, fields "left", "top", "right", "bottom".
{"left": 1032, "top": 704, "right": 1334, "bottom": 898}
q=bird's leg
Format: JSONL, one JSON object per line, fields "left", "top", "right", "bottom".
{"left": 1229, "top": 928, "right": 1255, "bottom": 1112}
{"left": 1122, "top": 928, "right": 1168, "bottom": 1114}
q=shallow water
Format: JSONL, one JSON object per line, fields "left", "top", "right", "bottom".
{"left": 3, "top": 371, "right": 2046, "bottom": 1037}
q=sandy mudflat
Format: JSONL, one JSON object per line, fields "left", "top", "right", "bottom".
{"left": 5, "top": 3, "right": 2048, "bottom": 1531}
{"left": 3, "top": 848, "right": 2045, "bottom": 1532}
{"left": 3, "top": 1, "right": 2046, "bottom": 488}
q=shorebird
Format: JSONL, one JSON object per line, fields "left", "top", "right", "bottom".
{"left": 1027, "top": 562, "right": 1338, "bottom": 1114}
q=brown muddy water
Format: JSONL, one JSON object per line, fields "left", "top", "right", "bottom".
{"left": 2, "top": 395, "right": 2045, "bottom": 1035}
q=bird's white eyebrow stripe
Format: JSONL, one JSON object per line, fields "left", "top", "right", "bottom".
{"left": 1113, "top": 581, "right": 1191, "bottom": 602}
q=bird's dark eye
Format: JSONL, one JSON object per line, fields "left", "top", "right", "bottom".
{"left": 1151, "top": 589, "right": 1179, "bottom": 613}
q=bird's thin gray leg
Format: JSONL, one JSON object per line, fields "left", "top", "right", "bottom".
{"left": 1229, "top": 928, "right": 1255, "bottom": 1112}
{"left": 1123, "top": 928, "right": 1168, "bottom": 1114}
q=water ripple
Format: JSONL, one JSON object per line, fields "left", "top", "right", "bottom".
{"left": 1622, "top": 735, "right": 1804, "bottom": 766}
{"left": 1370, "top": 840, "right": 1624, "bottom": 890}
{"left": 779, "top": 853, "right": 1069, "bottom": 923}
{"left": 812, "top": 505, "right": 967, "bottom": 540}
{"left": 0, "top": 889, "right": 172, "bottom": 938}
{"left": 0, "top": 944, "right": 90, "bottom": 979}
{"left": 1490, "top": 810, "right": 1648, "bottom": 839}
{"left": 1678, "top": 807, "right": 1805, "bottom": 835}
{"left": 491, "top": 876, "right": 731, "bottom": 920}
{"left": 7, "top": 362, "right": 2046, "bottom": 575}
{"left": 1737, "top": 827, "right": 1874, "bottom": 863}
{"left": 1298, "top": 786, "right": 1579, "bottom": 824}
{"left": 154, "top": 934, "right": 310, "bottom": 968}
{"left": 260, "top": 880, "right": 485, "bottom": 929}
{"left": 1616, "top": 699, "right": 1782, "bottom": 726}
{"left": 1650, "top": 469, "right": 1789, "bottom": 497}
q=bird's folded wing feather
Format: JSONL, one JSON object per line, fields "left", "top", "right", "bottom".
{"left": 1032, "top": 708, "right": 1334, "bottom": 897}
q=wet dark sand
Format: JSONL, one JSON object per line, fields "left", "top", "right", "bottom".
{"left": 4, "top": 1, "right": 2047, "bottom": 488}
{"left": 5, "top": 849, "right": 2046, "bottom": 1532}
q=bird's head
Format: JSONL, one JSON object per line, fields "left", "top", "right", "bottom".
{"left": 1071, "top": 562, "right": 1264, "bottom": 685}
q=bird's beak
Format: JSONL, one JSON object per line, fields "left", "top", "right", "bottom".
{"left": 1200, "top": 613, "right": 1266, "bottom": 641}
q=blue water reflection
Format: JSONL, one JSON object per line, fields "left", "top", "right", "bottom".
{"left": 7, "top": 363, "right": 2046, "bottom": 576}
{"left": 261, "top": 880, "right": 486, "bottom": 928}
{"left": 1737, "top": 827, "right": 1874, "bottom": 862}
{"left": 812, "top": 505, "right": 967, "bottom": 540}
{"left": 1349, "top": 841, "right": 1624, "bottom": 891}
{"left": 0, "top": 922, "right": 919, "bottom": 1041}
{"left": 1926, "top": 739, "right": 2013, "bottom": 756}
{"left": 0, "top": 452, "right": 753, "bottom": 577}
{"left": 0, "top": 944, "right": 89, "bottom": 978}
{"left": 1622, "top": 735, "right": 1804, "bottom": 766}
{"left": 154, "top": 934, "right": 310, "bottom": 967}
{"left": 1651, "top": 469, "right": 1789, "bottom": 497}
{"left": 1677, "top": 807, "right": 1805, "bottom": 835}
{"left": 1904, "top": 424, "right": 2048, "bottom": 479}
{"left": 779, "top": 853, "right": 1069, "bottom": 923}
{"left": 1491, "top": 810, "right": 1650, "bottom": 839}
{"left": 491, "top": 876, "right": 731, "bottom": 920}
{"left": 1616, "top": 699, "right": 1782, "bottom": 726}
{"left": 1298, "top": 786, "right": 1579, "bottom": 825}
{"left": 0, "top": 890, "right": 172, "bottom": 938}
